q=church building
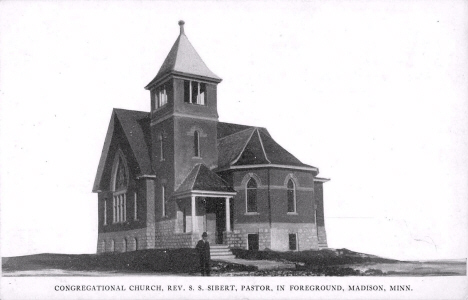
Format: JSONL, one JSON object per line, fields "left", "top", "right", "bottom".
{"left": 92, "top": 21, "right": 329, "bottom": 253}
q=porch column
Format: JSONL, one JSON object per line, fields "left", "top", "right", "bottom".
{"left": 191, "top": 195, "right": 197, "bottom": 232}
{"left": 225, "top": 197, "right": 231, "bottom": 232}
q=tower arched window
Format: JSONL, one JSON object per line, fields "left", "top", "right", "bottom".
{"left": 159, "top": 133, "right": 165, "bottom": 161}
{"left": 246, "top": 178, "right": 258, "bottom": 213}
{"left": 194, "top": 131, "right": 200, "bottom": 157}
{"left": 287, "top": 179, "right": 296, "bottom": 213}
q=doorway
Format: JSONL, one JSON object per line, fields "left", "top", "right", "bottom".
{"left": 204, "top": 198, "right": 226, "bottom": 244}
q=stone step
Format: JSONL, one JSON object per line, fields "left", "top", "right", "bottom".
{"left": 211, "top": 251, "right": 234, "bottom": 256}
{"left": 210, "top": 248, "right": 232, "bottom": 252}
{"left": 211, "top": 254, "right": 236, "bottom": 259}
{"left": 211, "top": 252, "right": 232, "bottom": 256}
{"left": 209, "top": 244, "right": 234, "bottom": 259}
{"left": 318, "top": 244, "right": 328, "bottom": 249}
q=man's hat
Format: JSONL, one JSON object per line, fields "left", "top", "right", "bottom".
{"left": 202, "top": 232, "right": 208, "bottom": 237}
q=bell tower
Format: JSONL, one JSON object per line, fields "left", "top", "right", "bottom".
{"left": 145, "top": 21, "right": 222, "bottom": 219}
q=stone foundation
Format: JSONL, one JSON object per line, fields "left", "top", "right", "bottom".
{"left": 225, "top": 223, "right": 271, "bottom": 250}
{"left": 97, "top": 220, "right": 324, "bottom": 253}
{"left": 317, "top": 225, "right": 328, "bottom": 248}
{"left": 224, "top": 222, "right": 320, "bottom": 251}
{"left": 97, "top": 227, "right": 150, "bottom": 253}
{"left": 155, "top": 218, "right": 199, "bottom": 248}
{"left": 270, "top": 223, "right": 319, "bottom": 251}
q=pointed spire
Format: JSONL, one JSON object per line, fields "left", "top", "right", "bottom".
{"left": 178, "top": 20, "right": 185, "bottom": 35}
{"left": 145, "top": 21, "right": 221, "bottom": 89}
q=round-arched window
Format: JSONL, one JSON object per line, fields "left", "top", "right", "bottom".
{"left": 246, "top": 178, "right": 258, "bottom": 213}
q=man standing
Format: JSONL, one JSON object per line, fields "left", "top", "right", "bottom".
{"left": 195, "top": 232, "right": 211, "bottom": 276}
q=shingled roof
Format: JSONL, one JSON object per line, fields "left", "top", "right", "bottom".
{"left": 94, "top": 113, "right": 316, "bottom": 193}
{"left": 92, "top": 109, "right": 152, "bottom": 192}
{"left": 145, "top": 21, "right": 221, "bottom": 89}
{"left": 176, "top": 164, "right": 235, "bottom": 194}
{"left": 217, "top": 122, "right": 316, "bottom": 171}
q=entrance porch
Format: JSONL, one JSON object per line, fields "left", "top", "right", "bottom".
{"left": 175, "top": 192, "right": 235, "bottom": 245}
{"left": 173, "top": 164, "right": 237, "bottom": 246}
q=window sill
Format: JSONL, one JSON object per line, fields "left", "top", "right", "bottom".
{"left": 192, "top": 156, "right": 202, "bottom": 159}
{"left": 184, "top": 102, "right": 206, "bottom": 106}
{"left": 245, "top": 212, "right": 260, "bottom": 216}
{"left": 287, "top": 212, "right": 298, "bottom": 215}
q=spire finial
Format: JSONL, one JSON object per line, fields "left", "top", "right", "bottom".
{"left": 178, "top": 20, "right": 185, "bottom": 35}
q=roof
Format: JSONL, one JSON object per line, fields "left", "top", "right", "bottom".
{"left": 145, "top": 21, "right": 221, "bottom": 89}
{"left": 217, "top": 127, "right": 256, "bottom": 168}
{"left": 217, "top": 122, "right": 316, "bottom": 171}
{"left": 176, "top": 164, "right": 235, "bottom": 194}
{"left": 217, "top": 122, "right": 254, "bottom": 139}
{"left": 92, "top": 109, "right": 152, "bottom": 192}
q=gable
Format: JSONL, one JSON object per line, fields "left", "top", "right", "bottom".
{"left": 176, "top": 164, "right": 235, "bottom": 194}
{"left": 217, "top": 127, "right": 255, "bottom": 169}
{"left": 92, "top": 109, "right": 152, "bottom": 192}
{"left": 234, "top": 129, "right": 270, "bottom": 166}
{"left": 216, "top": 124, "right": 316, "bottom": 170}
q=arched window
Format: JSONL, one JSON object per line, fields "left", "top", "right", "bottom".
{"left": 246, "top": 178, "right": 258, "bottom": 213}
{"left": 287, "top": 179, "right": 296, "bottom": 213}
{"left": 158, "top": 133, "right": 165, "bottom": 161}
{"left": 122, "top": 238, "right": 127, "bottom": 252}
{"left": 103, "top": 198, "right": 107, "bottom": 225}
{"left": 194, "top": 131, "right": 200, "bottom": 157}
{"left": 115, "top": 156, "right": 127, "bottom": 191}
{"left": 112, "top": 152, "right": 128, "bottom": 223}
{"left": 110, "top": 239, "right": 115, "bottom": 252}
{"left": 162, "top": 185, "right": 168, "bottom": 217}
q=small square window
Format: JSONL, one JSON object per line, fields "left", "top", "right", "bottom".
{"left": 248, "top": 234, "right": 259, "bottom": 251}
{"left": 289, "top": 233, "right": 297, "bottom": 251}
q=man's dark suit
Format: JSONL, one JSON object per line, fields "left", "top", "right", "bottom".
{"left": 195, "top": 239, "right": 211, "bottom": 276}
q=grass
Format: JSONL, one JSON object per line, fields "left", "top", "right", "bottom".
{"left": 2, "top": 248, "right": 399, "bottom": 276}
{"left": 231, "top": 248, "right": 398, "bottom": 266}
{"left": 3, "top": 248, "right": 463, "bottom": 276}
{"left": 4, "top": 249, "right": 206, "bottom": 274}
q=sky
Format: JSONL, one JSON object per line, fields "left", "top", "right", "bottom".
{"left": 0, "top": 0, "right": 467, "bottom": 261}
